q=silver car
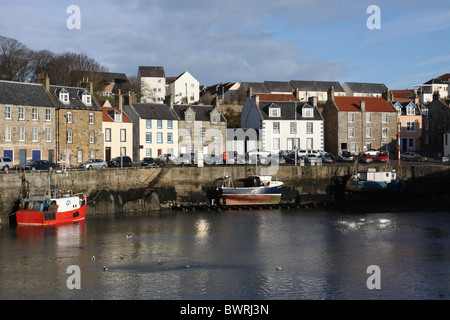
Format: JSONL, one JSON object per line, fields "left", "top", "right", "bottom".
{"left": 78, "top": 159, "right": 108, "bottom": 169}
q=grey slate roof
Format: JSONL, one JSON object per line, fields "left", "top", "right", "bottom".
{"left": 129, "top": 103, "right": 178, "bottom": 120}
{"left": 264, "top": 81, "right": 294, "bottom": 93}
{"left": 172, "top": 104, "right": 226, "bottom": 122}
{"left": 0, "top": 80, "right": 55, "bottom": 107}
{"left": 393, "top": 101, "right": 421, "bottom": 116}
{"left": 290, "top": 80, "right": 345, "bottom": 93}
{"left": 343, "top": 82, "right": 388, "bottom": 94}
{"left": 259, "top": 101, "right": 322, "bottom": 121}
{"left": 49, "top": 85, "right": 102, "bottom": 111}
{"left": 240, "top": 82, "right": 270, "bottom": 93}
{"left": 138, "top": 66, "right": 166, "bottom": 78}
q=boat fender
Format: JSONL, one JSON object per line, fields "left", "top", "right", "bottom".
{"left": 73, "top": 211, "right": 79, "bottom": 218}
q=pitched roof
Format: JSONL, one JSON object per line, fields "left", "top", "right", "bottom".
{"left": 172, "top": 104, "right": 226, "bottom": 122}
{"left": 438, "top": 73, "right": 450, "bottom": 82}
{"left": 129, "top": 103, "right": 178, "bottom": 120}
{"left": 264, "top": 81, "right": 294, "bottom": 93}
{"left": 254, "top": 93, "right": 299, "bottom": 102}
{"left": 102, "top": 106, "right": 132, "bottom": 123}
{"left": 333, "top": 96, "right": 396, "bottom": 112}
{"left": 392, "top": 101, "right": 420, "bottom": 115}
{"left": 424, "top": 78, "right": 447, "bottom": 85}
{"left": 258, "top": 101, "right": 322, "bottom": 121}
{"left": 343, "top": 82, "right": 388, "bottom": 94}
{"left": 49, "top": 85, "right": 102, "bottom": 111}
{"left": 290, "top": 80, "right": 345, "bottom": 92}
{"left": 138, "top": 66, "right": 165, "bottom": 78}
{"left": 0, "top": 80, "right": 55, "bottom": 107}
{"left": 240, "top": 82, "right": 270, "bottom": 93}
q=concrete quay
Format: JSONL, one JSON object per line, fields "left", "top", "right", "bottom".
{"left": 1, "top": 163, "right": 450, "bottom": 225}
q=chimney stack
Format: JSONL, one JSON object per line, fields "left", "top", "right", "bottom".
{"left": 247, "top": 87, "right": 253, "bottom": 98}
{"left": 308, "top": 96, "right": 318, "bottom": 108}
{"left": 360, "top": 100, "right": 366, "bottom": 112}
{"left": 327, "top": 86, "right": 335, "bottom": 102}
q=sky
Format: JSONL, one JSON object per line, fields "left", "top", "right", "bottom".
{"left": 1, "top": 0, "right": 450, "bottom": 89}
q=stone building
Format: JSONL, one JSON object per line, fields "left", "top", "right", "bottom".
{"left": 0, "top": 80, "right": 56, "bottom": 165}
{"left": 322, "top": 87, "right": 398, "bottom": 155}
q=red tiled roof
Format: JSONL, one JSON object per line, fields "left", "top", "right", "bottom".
{"left": 334, "top": 96, "right": 395, "bottom": 112}
{"left": 391, "top": 89, "right": 413, "bottom": 99}
{"left": 253, "top": 93, "right": 299, "bottom": 102}
{"left": 438, "top": 73, "right": 450, "bottom": 81}
{"left": 102, "top": 106, "right": 132, "bottom": 123}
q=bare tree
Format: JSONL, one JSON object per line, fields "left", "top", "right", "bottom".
{"left": 0, "top": 36, "right": 33, "bottom": 81}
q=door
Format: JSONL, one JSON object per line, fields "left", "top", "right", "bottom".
{"left": 157, "top": 149, "right": 162, "bottom": 156}
{"left": 48, "top": 150, "right": 54, "bottom": 163}
{"left": 19, "top": 149, "right": 27, "bottom": 164}
{"left": 105, "top": 147, "right": 111, "bottom": 161}
{"left": 401, "top": 138, "right": 408, "bottom": 152}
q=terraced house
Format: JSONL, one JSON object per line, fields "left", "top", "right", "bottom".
{"left": 0, "top": 80, "right": 56, "bottom": 165}
{"left": 46, "top": 81, "right": 103, "bottom": 168}
{"left": 323, "top": 87, "right": 398, "bottom": 155}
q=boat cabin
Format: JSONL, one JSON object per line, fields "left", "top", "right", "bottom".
{"left": 357, "top": 168, "right": 397, "bottom": 183}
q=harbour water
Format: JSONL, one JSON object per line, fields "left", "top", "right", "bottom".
{"left": 0, "top": 208, "right": 449, "bottom": 300}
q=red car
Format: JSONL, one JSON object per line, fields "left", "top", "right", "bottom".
{"left": 359, "top": 153, "right": 373, "bottom": 163}
{"left": 375, "top": 152, "right": 388, "bottom": 162}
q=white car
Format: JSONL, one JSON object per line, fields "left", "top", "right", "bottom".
{"left": 78, "top": 159, "right": 108, "bottom": 169}
{"left": 297, "top": 149, "right": 319, "bottom": 158}
{"left": 0, "top": 157, "right": 13, "bottom": 171}
{"left": 247, "top": 149, "right": 271, "bottom": 157}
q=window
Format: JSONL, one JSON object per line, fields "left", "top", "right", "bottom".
{"left": 348, "top": 112, "right": 355, "bottom": 123}
{"left": 120, "top": 129, "right": 126, "bottom": 142}
{"left": 157, "top": 132, "right": 163, "bottom": 143}
{"left": 382, "top": 127, "right": 389, "bottom": 138}
{"left": 77, "top": 150, "right": 83, "bottom": 163}
{"left": 89, "top": 132, "right": 95, "bottom": 144}
{"left": 186, "top": 114, "right": 193, "bottom": 122}
{"left": 67, "top": 112, "right": 72, "bottom": 123}
{"left": 290, "top": 122, "right": 297, "bottom": 134}
{"left": 145, "top": 132, "right": 152, "bottom": 143}
{"left": 5, "top": 125, "right": 11, "bottom": 142}
{"left": 18, "top": 107, "right": 25, "bottom": 120}
{"left": 212, "top": 115, "right": 219, "bottom": 123}
{"left": 406, "top": 106, "right": 415, "bottom": 115}
{"left": 157, "top": 119, "right": 162, "bottom": 129}
{"left": 366, "top": 112, "right": 372, "bottom": 123}
{"left": 19, "top": 126, "right": 25, "bottom": 142}
{"left": 59, "top": 89, "right": 69, "bottom": 104}
{"left": 167, "top": 120, "right": 173, "bottom": 129}
{"left": 382, "top": 112, "right": 389, "bottom": 123}
{"left": 89, "top": 113, "right": 94, "bottom": 124}
{"left": 201, "top": 127, "right": 206, "bottom": 138}
{"left": 350, "top": 142, "right": 357, "bottom": 153}
{"left": 306, "top": 122, "right": 313, "bottom": 134}
{"left": 273, "top": 122, "right": 280, "bottom": 134}
{"left": 82, "top": 92, "right": 92, "bottom": 106}
{"left": 90, "top": 151, "right": 95, "bottom": 159}
{"left": 114, "top": 111, "right": 122, "bottom": 122}
{"left": 406, "top": 121, "right": 416, "bottom": 132}
{"left": 67, "top": 130, "right": 72, "bottom": 143}
{"left": 167, "top": 132, "right": 173, "bottom": 144}
{"left": 422, "top": 108, "right": 429, "bottom": 117}
{"left": 273, "top": 138, "right": 280, "bottom": 150}
{"left": 45, "top": 109, "right": 51, "bottom": 121}
{"left": 146, "top": 148, "right": 152, "bottom": 157}
{"left": 146, "top": 119, "right": 152, "bottom": 129}
{"left": 5, "top": 106, "right": 11, "bottom": 119}
{"left": 105, "top": 128, "right": 111, "bottom": 142}
{"left": 214, "top": 127, "right": 220, "bottom": 138}
{"left": 366, "top": 127, "right": 372, "bottom": 138}
{"left": 303, "top": 107, "right": 313, "bottom": 118}
{"left": 46, "top": 128, "right": 52, "bottom": 142}
{"left": 408, "top": 138, "right": 415, "bottom": 149}
{"left": 185, "top": 128, "right": 191, "bottom": 139}
{"left": 270, "top": 108, "right": 280, "bottom": 117}
{"left": 32, "top": 127, "right": 39, "bottom": 142}
{"left": 348, "top": 127, "right": 355, "bottom": 138}
{"left": 31, "top": 108, "right": 38, "bottom": 121}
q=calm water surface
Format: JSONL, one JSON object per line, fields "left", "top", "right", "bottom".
{"left": 1, "top": 209, "right": 450, "bottom": 300}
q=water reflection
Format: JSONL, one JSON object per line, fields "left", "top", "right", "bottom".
{"left": 1, "top": 210, "right": 449, "bottom": 299}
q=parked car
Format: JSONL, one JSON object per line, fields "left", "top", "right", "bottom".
{"left": 108, "top": 156, "right": 132, "bottom": 167}
{"left": 359, "top": 153, "right": 373, "bottom": 163}
{"left": 338, "top": 151, "right": 355, "bottom": 162}
{"left": 305, "top": 153, "right": 319, "bottom": 163}
{"left": 365, "top": 149, "right": 379, "bottom": 156}
{"left": 141, "top": 157, "right": 157, "bottom": 167}
{"left": 259, "top": 154, "right": 286, "bottom": 165}
{"left": 0, "top": 157, "right": 13, "bottom": 172}
{"left": 247, "top": 149, "right": 271, "bottom": 157}
{"left": 173, "top": 153, "right": 193, "bottom": 165}
{"left": 204, "top": 154, "right": 222, "bottom": 165}
{"left": 236, "top": 154, "right": 250, "bottom": 165}
{"left": 400, "top": 152, "right": 427, "bottom": 162}
{"left": 375, "top": 152, "right": 389, "bottom": 162}
{"left": 322, "top": 153, "right": 335, "bottom": 163}
{"left": 78, "top": 159, "right": 107, "bottom": 170}
{"left": 155, "top": 154, "right": 175, "bottom": 165}
{"left": 16, "top": 159, "right": 56, "bottom": 171}
{"left": 297, "top": 149, "right": 319, "bottom": 159}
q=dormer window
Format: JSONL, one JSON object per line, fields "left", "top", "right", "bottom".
{"left": 81, "top": 90, "right": 92, "bottom": 106}
{"left": 59, "top": 88, "right": 69, "bottom": 104}
{"left": 269, "top": 107, "right": 281, "bottom": 117}
{"left": 186, "top": 113, "right": 193, "bottom": 122}
{"left": 302, "top": 106, "right": 313, "bottom": 118}
{"left": 406, "top": 106, "right": 415, "bottom": 115}
{"left": 114, "top": 110, "right": 122, "bottom": 122}
{"left": 211, "top": 115, "right": 219, "bottom": 124}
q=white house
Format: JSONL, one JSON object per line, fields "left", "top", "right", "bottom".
{"left": 123, "top": 103, "right": 179, "bottom": 161}
{"left": 413, "top": 77, "right": 449, "bottom": 104}
{"left": 138, "top": 66, "right": 166, "bottom": 103}
{"left": 166, "top": 71, "right": 200, "bottom": 104}
{"left": 241, "top": 92, "right": 324, "bottom": 153}
{"left": 102, "top": 106, "right": 133, "bottom": 161}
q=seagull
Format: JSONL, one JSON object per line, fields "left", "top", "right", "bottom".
{"left": 185, "top": 265, "right": 190, "bottom": 268}
{"left": 126, "top": 235, "right": 132, "bottom": 239}
{"left": 158, "top": 260, "right": 163, "bottom": 265}
{"left": 103, "top": 266, "right": 108, "bottom": 271}
{"left": 276, "top": 266, "right": 283, "bottom": 271}
{"left": 120, "top": 255, "right": 124, "bottom": 260}
{"left": 91, "top": 256, "right": 95, "bottom": 261}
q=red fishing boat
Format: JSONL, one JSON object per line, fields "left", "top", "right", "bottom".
{"left": 15, "top": 190, "right": 87, "bottom": 226}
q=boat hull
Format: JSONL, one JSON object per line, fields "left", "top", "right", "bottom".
{"left": 345, "top": 179, "right": 407, "bottom": 194}
{"left": 220, "top": 184, "right": 283, "bottom": 205}
{"left": 16, "top": 195, "right": 87, "bottom": 226}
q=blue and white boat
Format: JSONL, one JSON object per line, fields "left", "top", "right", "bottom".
{"left": 345, "top": 168, "right": 407, "bottom": 195}
{"left": 216, "top": 175, "right": 283, "bottom": 205}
